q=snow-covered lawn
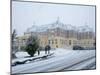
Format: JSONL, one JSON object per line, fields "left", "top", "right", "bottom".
{"left": 15, "top": 48, "right": 72, "bottom": 57}
{"left": 12, "top": 48, "right": 72, "bottom": 63}
{"left": 15, "top": 52, "right": 30, "bottom": 58}
{"left": 12, "top": 48, "right": 96, "bottom": 74}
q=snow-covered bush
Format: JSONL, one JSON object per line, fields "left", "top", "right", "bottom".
{"left": 25, "top": 36, "right": 39, "bottom": 57}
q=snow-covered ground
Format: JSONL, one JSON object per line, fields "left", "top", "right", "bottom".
{"left": 12, "top": 48, "right": 72, "bottom": 63}
{"left": 12, "top": 48, "right": 96, "bottom": 74}
{"left": 15, "top": 52, "right": 30, "bottom": 58}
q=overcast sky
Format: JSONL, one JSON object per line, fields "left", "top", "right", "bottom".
{"left": 12, "top": 1, "right": 96, "bottom": 36}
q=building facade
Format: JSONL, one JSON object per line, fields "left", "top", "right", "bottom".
{"left": 16, "top": 19, "right": 95, "bottom": 50}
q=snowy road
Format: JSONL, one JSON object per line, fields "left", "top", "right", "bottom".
{"left": 62, "top": 56, "right": 95, "bottom": 71}
{"left": 12, "top": 49, "right": 96, "bottom": 74}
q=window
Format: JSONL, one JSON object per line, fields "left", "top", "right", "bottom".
{"left": 48, "top": 40, "right": 50, "bottom": 44}
{"left": 55, "top": 39, "right": 57, "bottom": 44}
{"left": 69, "top": 40, "right": 71, "bottom": 45}
{"left": 52, "top": 40, "right": 54, "bottom": 44}
{"left": 56, "top": 45, "right": 58, "bottom": 48}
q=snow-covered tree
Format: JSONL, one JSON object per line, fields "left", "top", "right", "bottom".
{"left": 25, "top": 36, "right": 39, "bottom": 57}
{"left": 12, "top": 29, "right": 17, "bottom": 58}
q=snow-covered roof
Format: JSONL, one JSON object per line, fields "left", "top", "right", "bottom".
{"left": 77, "top": 25, "right": 93, "bottom": 32}
{"left": 26, "top": 20, "right": 93, "bottom": 33}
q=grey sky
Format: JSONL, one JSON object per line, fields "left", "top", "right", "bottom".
{"left": 12, "top": 1, "right": 95, "bottom": 36}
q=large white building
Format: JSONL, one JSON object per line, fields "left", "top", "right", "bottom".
{"left": 16, "top": 19, "right": 95, "bottom": 50}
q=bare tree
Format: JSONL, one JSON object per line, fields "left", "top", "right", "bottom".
{"left": 12, "top": 29, "right": 17, "bottom": 58}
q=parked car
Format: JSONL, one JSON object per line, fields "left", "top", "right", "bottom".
{"left": 73, "top": 45, "right": 84, "bottom": 50}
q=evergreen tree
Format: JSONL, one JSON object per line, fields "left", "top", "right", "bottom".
{"left": 25, "top": 36, "right": 39, "bottom": 57}
{"left": 12, "top": 29, "right": 17, "bottom": 58}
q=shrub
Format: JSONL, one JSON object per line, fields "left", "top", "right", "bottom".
{"left": 25, "top": 36, "right": 39, "bottom": 57}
